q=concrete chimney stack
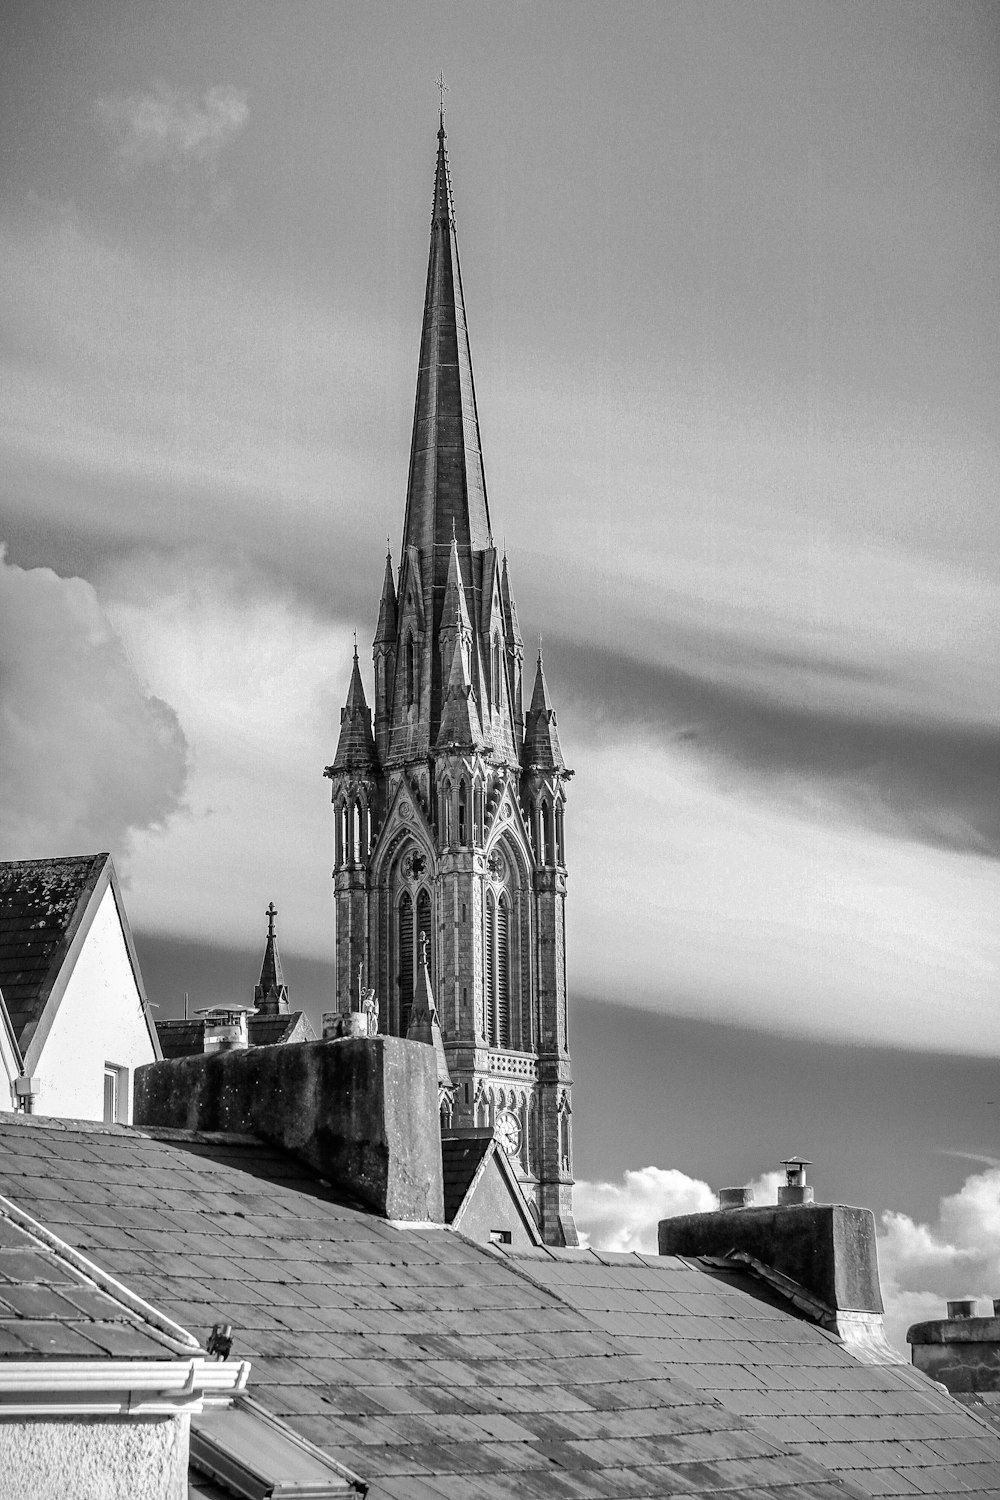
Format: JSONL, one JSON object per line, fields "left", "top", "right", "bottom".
{"left": 135, "top": 1035, "right": 445, "bottom": 1223}
{"left": 659, "top": 1160, "right": 900, "bottom": 1363}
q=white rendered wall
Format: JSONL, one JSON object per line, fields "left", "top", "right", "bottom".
{"left": 31, "top": 884, "right": 156, "bottom": 1124}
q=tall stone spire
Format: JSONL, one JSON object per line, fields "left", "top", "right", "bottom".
{"left": 254, "top": 901, "right": 289, "bottom": 1017}
{"left": 328, "top": 116, "right": 577, "bottom": 1247}
{"left": 400, "top": 115, "right": 491, "bottom": 575}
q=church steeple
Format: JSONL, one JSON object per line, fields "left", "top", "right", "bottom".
{"left": 328, "top": 116, "right": 577, "bottom": 1247}
{"left": 254, "top": 901, "right": 289, "bottom": 1017}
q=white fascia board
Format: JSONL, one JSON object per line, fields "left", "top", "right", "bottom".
{"left": 0, "top": 1356, "right": 250, "bottom": 1417}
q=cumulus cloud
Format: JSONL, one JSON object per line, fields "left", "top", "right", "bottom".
{"left": 575, "top": 1166, "right": 717, "bottom": 1253}
{"left": 94, "top": 83, "right": 248, "bottom": 171}
{"left": 877, "top": 1168, "right": 1000, "bottom": 1348}
{"left": 102, "top": 552, "right": 350, "bottom": 955}
{"left": 0, "top": 548, "right": 187, "bottom": 858}
{"left": 577, "top": 1158, "right": 1000, "bottom": 1355}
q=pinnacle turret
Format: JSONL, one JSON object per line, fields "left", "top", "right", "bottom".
{"left": 374, "top": 549, "right": 397, "bottom": 647}
{"left": 435, "top": 637, "right": 485, "bottom": 752}
{"left": 522, "top": 651, "right": 565, "bottom": 772}
{"left": 330, "top": 646, "right": 377, "bottom": 772}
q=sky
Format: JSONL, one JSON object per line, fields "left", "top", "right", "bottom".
{"left": 1, "top": 1, "right": 998, "bottom": 1349}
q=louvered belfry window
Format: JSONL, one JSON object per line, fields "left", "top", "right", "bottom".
{"left": 496, "top": 895, "right": 510, "bottom": 1048}
{"left": 485, "top": 889, "right": 496, "bottom": 1047}
{"left": 398, "top": 891, "right": 414, "bottom": 1035}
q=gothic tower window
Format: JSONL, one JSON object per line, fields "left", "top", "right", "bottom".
{"left": 335, "top": 800, "right": 344, "bottom": 866}
{"left": 458, "top": 780, "right": 468, "bottom": 846}
{"left": 416, "top": 887, "right": 432, "bottom": 981}
{"left": 555, "top": 802, "right": 565, "bottom": 867}
{"left": 492, "top": 635, "right": 501, "bottom": 708}
{"left": 485, "top": 888, "right": 496, "bottom": 1047}
{"left": 398, "top": 890, "right": 413, "bottom": 1035}
{"left": 473, "top": 779, "right": 483, "bottom": 844}
{"left": 405, "top": 633, "right": 416, "bottom": 706}
{"left": 539, "top": 798, "right": 550, "bottom": 865}
{"left": 440, "top": 780, "right": 452, "bottom": 845}
{"left": 496, "top": 893, "right": 510, "bottom": 1048}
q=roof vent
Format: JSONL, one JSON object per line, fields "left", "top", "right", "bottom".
{"left": 947, "top": 1299, "right": 977, "bottom": 1320}
{"left": 718, "top": 1187, "right": 754, "bottom": 1209}
{"left": 777, "top": 1157, "right": 814, "bottom": 1206}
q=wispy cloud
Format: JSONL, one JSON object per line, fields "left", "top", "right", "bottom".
{"left": 555, "top": 639, "right": 1000, "bottom": 860}
{"left": 93, "top": 83, "right": 248, "bottom": 172}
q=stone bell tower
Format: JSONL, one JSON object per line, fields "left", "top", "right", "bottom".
{"left": 325, "top": 114, "right": 576, "bottom": 1246}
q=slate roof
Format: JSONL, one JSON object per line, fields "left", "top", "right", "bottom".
{"left": 440, "top": 1133, "right": 493, "bottom": 1222}
{"left": 0, "top": 855, "right": 107, "bottom": 1048}
{"left": 0, "top": 1113, "right": 867, "bottom": 1500}
{"left": 0, "top": 1190, "right": 199, "bottom": 1360}
{"left": 504, "top": 1247, "right": 1000, "bottom": 1498}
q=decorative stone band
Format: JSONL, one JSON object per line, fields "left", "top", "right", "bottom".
{"left": 0, "top": 1355, "right": 250, "bottom": 1417}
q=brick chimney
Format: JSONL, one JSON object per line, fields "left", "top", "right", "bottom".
{"left": 135, "top": 1035, "right": 444, "bottom": 1223}
{"left": 659, "top": 1160, "right": 902, "bottom": 1365}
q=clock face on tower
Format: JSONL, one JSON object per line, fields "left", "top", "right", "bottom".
{"left": 494, "top": 1110, "right": 521, "bottom": 1156}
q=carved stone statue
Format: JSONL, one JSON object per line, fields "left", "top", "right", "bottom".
{"left": 361, "top": 987, "right": 379, "bottom": 1037}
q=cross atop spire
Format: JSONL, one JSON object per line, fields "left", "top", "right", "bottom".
{"left": 437, "top": 71, "right": 448, "bottom": 133}
{"left": 266, "top": 901, "right": 277, "bottom": 938}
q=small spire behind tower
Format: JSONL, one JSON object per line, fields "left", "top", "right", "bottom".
{"left": 254, "top": 901, "right": 289, "bottom": 1017}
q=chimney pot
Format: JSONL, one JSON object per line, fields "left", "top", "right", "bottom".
{"left": 948, "top": 1299, "right": 977, "bottom": 1320}
{"left": 718, "top": 1187, "right": 754, "bottom": 1209}
{"left": 778, "top": 1156, "right": 814, "bottom": 1205}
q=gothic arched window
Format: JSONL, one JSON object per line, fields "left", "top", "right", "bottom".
{"left": 405, "top": 634, "right": 416, "bottom": 707}
{"left": 416, "top": 888, "right": 432, "bottom": 990}
{"left": 458, "top": 780, "right": 468, "bottom": 846}
{"left": 485, "top": 889, "right": 496, "bottom": 1047}
{"left": 496, "top": 894, "right": 510, "bottom": 1048}
{"left": 492, "top": 635, "right": 502, "bottom": 708}
{"left": 441, "top": 779, "right": 452, "bottom": 845}
{"left": 473, "top": 780, "right": 483, "bottom": 844}
{"left": 539, "top": 799, "right": 550, "bottom": 865}
{"left": 335, "top": 800, "right": 344, "bottom": 866}
{"left": 555, "top": 802, "right": 564, "bottom": 867}
{"left": 352, "top": 799, "right": 364, "bottom": 862}
{"left": 398, "top": 890, "right": 414, "bottom": 1036}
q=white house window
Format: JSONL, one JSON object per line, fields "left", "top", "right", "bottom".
{"left": 103, "top": 1064, "right": 127, "bottom": 1125}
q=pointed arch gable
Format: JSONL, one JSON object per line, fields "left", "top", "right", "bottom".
{"left": 484, "top": 786, "right": 536, "bottom": 873}
{"left": 369, "top": 780, "right": 437, "bottom": 885}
